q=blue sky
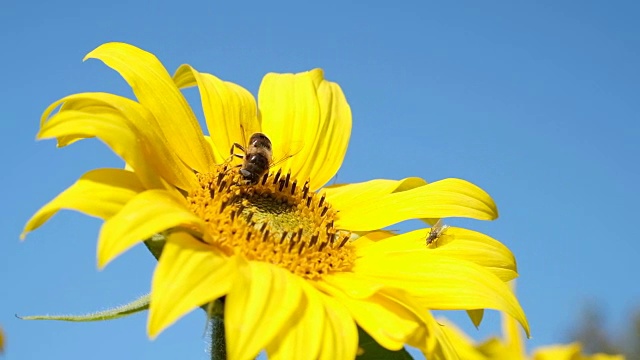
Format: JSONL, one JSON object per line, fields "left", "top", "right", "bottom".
{"left": 2, "top": 1, "right": 639, "bottom": 358}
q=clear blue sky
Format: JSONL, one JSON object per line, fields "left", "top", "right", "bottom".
{"left": 1, "top": 1, "right": 638, "bottom": 358}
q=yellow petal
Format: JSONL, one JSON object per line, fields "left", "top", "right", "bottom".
{"left": 148, "top": 233, "right": 235, "bottom": 338}
{"left": 323, "top": 177, "right": 427, "bottom": 210}
{"left": 40, "top": 107, "right": 169, "bottom": 191}
{"left": 173, "top": 65, "right": 260, "bottom": 164}
{"left": 304, "top": 71, "right": 352, "bottom": 190}
{"left": 225, "top": 261, "right": 304, "bottom": 360}
{"left": 84, "top": 42, "right": 215, "bottom": 173}
{"left": 318, "top": 280, "right": 425, "bottom": 351}
{"left": 317, "top": 291, "right": 359, "bottom": 360}
{"left": 269, "top": 281, "right": 358, "bottom": 360}
{"left": 581, "top": 353, "right": 626, "bottom": 360}
{"left": 336, "top": 178, "right": 498, "bottom": 231}
{"left": 97, "top": 190, "right": 207, "bottom": 268}
{"left": 258, "top": 69, "right": 321, "bottom": 184}
{"left": 475, "top": 337, "right": 517, "bottom": 359}
{"left": 322, "top": 278, "right": 458, "bottom": 357}
{"left": 40, "top": 95, "right": 93, "bottom": 146}
{"left": 21, "top": 169, "right": 143, "bottom": 239}
{"left": 355, "top": 253, "right": 530, "bottom": 337}
{"left": 502, "top": 309, "right": 526, "bottom": 357}
{"left": 358, "top": 228, "right": 518, "bottom": 282}
{"left": 435, "top": 318, "right": 488, "bottom": 360}
{"left": 423, "top": 315, "right": 461, "bottom": 360}
{"left": 584, "top": 355, "right": 626, "bottom": 360}
{"left": 266, "top": 279, "right": 325, "bottom": 360}
{"left": 41, "top": 92, "right": 198, "bottom": 190}
{"left": 532, "top": 343, "right": 582, "bottom": 360}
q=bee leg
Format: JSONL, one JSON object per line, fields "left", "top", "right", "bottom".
{"left": 229, "top": 143, "right": 246, "bottom": 156}
{"left": 227, "top": 143, "right": 246, "bottom": 163}
{"left": 226, "top": 154, "right": 244, "bottom": 163}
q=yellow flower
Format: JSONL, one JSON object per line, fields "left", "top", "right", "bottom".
{"left": 441, "top": 312, "right": 625, "bottom": 360}
{"left": 23, "top": 42, "right": 529, "bottom": 359}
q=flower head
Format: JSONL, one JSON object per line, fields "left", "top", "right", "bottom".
{"left": 24, "top": 42, "right": 529, "bottom": 359}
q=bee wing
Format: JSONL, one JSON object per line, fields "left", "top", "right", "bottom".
{"left": 431, "top": 219, "right": 444, "bottom": 232}
{"left": 271, "top": 140, "right": 305, "bottom": 172}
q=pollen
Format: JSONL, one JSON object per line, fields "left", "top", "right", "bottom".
{"left": 187, "top": 164, "right": 355, "bottom": 280}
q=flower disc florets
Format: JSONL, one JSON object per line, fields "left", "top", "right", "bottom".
{"left": 187, "top": 164, "right": 355, "bottom": 280}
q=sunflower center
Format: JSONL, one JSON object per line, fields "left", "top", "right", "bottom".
{"left": 187, "top": 164, "right": 355, "bottom": 280}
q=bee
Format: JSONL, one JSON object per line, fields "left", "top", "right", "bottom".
{"left": 229, "top": 129, "right": 299, "bottom": 185}
{"left": 229, "top": 132, "right": 273, "bottom": 184}
{"left": 426, "top": 219, "right": 449, "bottom": 246}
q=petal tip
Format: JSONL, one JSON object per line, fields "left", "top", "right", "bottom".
{"left": 83, "top": 44, "right": 104, "bottom": 62}
{"left": 96, "top": 257, "right": 108, "bottom": 270}
{"left": 147, "top": 328, "right": 160, "bottom": 340}
{"left": 96, "top": 246, "right": 113, "bottom": 270}
{"left": 491, "top": 204, "right": 499, "bottom": 220}
{"left": 83, "top": 42, "right": 132, "bottom": 62}
{"left": 147, "top": 320, "right": 161, "bottom": 340}
{"left": 146, "top": 304, "right": 171, "bottom": 341}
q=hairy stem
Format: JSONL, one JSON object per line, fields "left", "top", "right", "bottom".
{"left": 209, "top": 315, "right": 226, "bottom": 360}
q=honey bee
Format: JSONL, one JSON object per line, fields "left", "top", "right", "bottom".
{"left": 229, "top": 132, "right": 273, "bottom": 184}
{"left": 426, "top": 219, "right": 449, "bottom": 246}
{"left": 229, "top": 130, "right": 298, "bottom": 185}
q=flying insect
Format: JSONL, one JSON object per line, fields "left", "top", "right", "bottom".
{"left": 426, "top": 219, "right": 449, "bottom": 246}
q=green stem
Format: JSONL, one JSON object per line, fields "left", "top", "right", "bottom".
{"left": 209, "top": 315, "right": 226, "bottom": 360}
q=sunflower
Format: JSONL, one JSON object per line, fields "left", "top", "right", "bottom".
{"left": 440, "top": 312, "right": 625, "bottom": 360}
{"left": 23, "top": 42, "right": 529, "bottom": 359}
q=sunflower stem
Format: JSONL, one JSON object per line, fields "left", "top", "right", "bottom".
{"left": 209, "top": 315, "right": 226, "bottom": 360}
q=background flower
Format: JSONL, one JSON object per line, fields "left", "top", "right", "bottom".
{"left": 439, "top": 313, "right": 625, "bottom": 360}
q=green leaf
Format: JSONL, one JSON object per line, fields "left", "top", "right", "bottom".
{"left": 144, "top": 232, "right": 168, "bottom": 260}
{"left": 18, "top": 293, "right": 150, "bottom": 322}
{"left": 356, "top": 326, "right": 414, "bottom": 359}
